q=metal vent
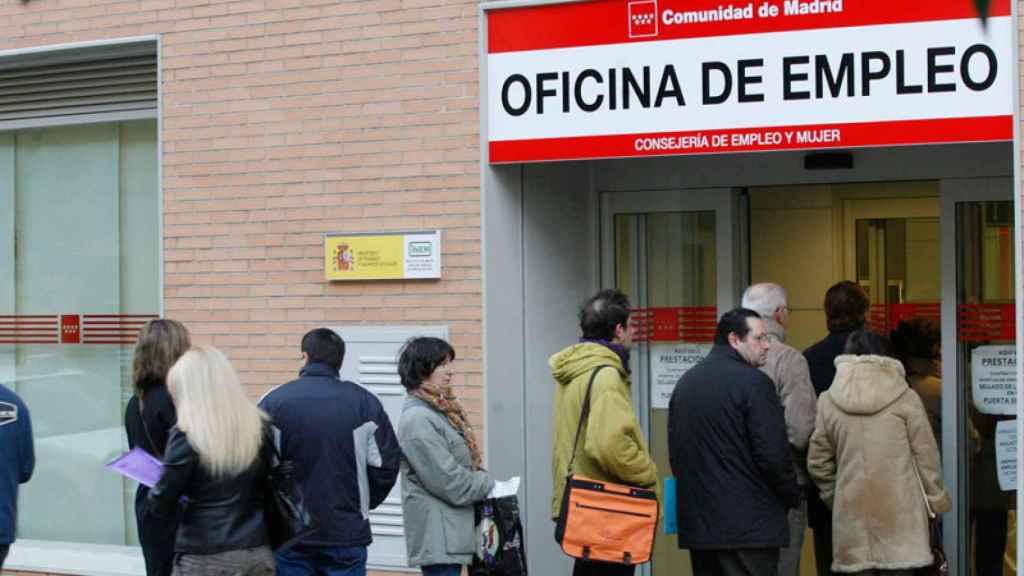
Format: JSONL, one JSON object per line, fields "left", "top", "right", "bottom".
{"left": 0, "top": 39, "right": 157, "bottom": 128}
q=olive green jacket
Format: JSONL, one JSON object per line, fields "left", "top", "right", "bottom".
{"left": 549, "top": 343, "right": 659, "bottom": 519}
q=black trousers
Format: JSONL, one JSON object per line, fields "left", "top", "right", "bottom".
{"left": 136, "top": 485, "right": 179, "bottom": 576}
{"left": 572, "top": 559, "right": 635, "bottom": 576}
{"left": 812, "top": 525, "right": 833, "bottom": 576}
{"left": 690, "top": 549, "right": 780, "bottom": 576}
{"left": 0, "top": 543, "right": 9, "bottom": 572}
{"left": 973, "top": 509, "right": 1009, "bottom": 576}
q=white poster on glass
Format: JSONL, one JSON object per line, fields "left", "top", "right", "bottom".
{"left": 650, "top": 343, "right": 710, "bottom": 409}
{"left": 971, "top": 345, "right": 1017, "bottom": 415}
{"left": 995, "top": 419, "right": 1017, "bottom": 492}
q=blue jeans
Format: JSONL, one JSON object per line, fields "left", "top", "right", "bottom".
{"left": 275, "top": 545, "right": 367, "bottom": 576}
{"left": 421, "top": 564, "right": 463, "bottom": 576}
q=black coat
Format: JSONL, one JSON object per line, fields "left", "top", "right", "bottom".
{"left": 668, "top": 345, "right": 801, "bottom": 550}
{"left": 802, "top": 329, "right": 854, "bottom": 530}
{"left": 146, "top": 427, "right": 271, "bottom": 554}
{"left": 125, "top": 381, "right": 179, "bottom": 576}
{"left": 803, "top": 330, "right": 854, "bottom": 397}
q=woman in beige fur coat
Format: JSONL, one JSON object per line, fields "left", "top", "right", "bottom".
{"left": 808, "top": 330, "right": 950, "bottom": 574}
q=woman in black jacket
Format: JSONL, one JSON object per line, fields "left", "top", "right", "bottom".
{"left": 146, "top": 346, "right": 274, "bottom": 576}
{"left": 125, "top": 319, "right": 191, "bottom": 576}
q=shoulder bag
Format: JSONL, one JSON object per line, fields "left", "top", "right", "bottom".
{"left": 264, "top": 427, "right": 320, "bottom": 552}
{"left": 912, "top": 460, "right": 948, "bottom": 576}
{"left": 554, "top": 366, "right": 659, "bottom": 566}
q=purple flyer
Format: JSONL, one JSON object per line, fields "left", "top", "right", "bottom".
{"left": 106, "top": 447, "right": 163, "bottom": 487}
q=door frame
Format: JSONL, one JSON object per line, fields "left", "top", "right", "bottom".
{"left": 598, "top": 187, "right": 740, "bottom": 440}
{"left": 599, "top": 187, "right": 740, "bottom": 576}
{"left": 940, "top": 177, "right": 1015, "bottom": 576}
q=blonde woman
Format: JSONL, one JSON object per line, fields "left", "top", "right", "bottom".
{"left": 125, "top": 319, "right": 191, "bottom": 576}
{"left": 146, "top": 346, "right": 275, "bottom": 576}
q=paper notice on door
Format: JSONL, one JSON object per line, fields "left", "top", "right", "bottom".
{"left": 995, "top": 419, "right": 1017, "bottom": 492}
{"left": 972, "top": 345, "right": 1017, "bottom": 415}
{"left": 650, "top": 343, "right": 710, "bottom": 409}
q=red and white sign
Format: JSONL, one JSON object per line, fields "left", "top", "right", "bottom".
{"left": 486, "top": 0, "right": 1013, "bottom": 163}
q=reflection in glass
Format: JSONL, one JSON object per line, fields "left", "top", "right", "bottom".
{"left": 958, "top": 202, "right": 1015, "bottom": 576}
{"left": 1, "top": 122, "right": 158, "bottom": 546}
{"left": 615, "top": 211, "right": 716, "bottom": 576}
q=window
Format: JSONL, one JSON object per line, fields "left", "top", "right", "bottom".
{"left": 0, "top": 120, "right": 159, "bottom": 547}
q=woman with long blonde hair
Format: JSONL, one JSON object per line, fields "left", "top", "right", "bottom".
{"left": 126, "top": 319, "right": 191, "bottom": 576}
{"left": 146, "top": 346, "right": 275, "bottom": 576}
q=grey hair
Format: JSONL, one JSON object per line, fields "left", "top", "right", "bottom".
{"left": 741, "top": 283, "right": 788, "bottom": 319}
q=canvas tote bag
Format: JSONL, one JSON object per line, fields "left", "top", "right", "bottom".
{"left": 554, "top": 365, "right": 659, "bottom": 566}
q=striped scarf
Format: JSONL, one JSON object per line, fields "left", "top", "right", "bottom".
{"left": 410, "top": 382, "right": 483, "bottom": 470}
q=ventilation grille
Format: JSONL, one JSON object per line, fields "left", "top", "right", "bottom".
{"left": 0, "top": 46, "right": 157, "bottom": 125}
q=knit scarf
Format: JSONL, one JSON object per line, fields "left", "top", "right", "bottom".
{"left": 581, "top": 338, "right": 631, "bottom": 374}
{"left": 410, "top": 382, "right": 483, "bottom": 470}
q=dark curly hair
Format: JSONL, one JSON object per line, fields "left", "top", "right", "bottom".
{"left": 844, "top": 329, "right": 893, "bottom": 357}
{"left": 398, "top": 337, "right": 455, "bottom": 391}
{"left": 890, "top": 318, "right": 940, "bottom": 363}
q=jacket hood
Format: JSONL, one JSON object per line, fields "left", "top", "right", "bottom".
{"left": 549, "top": 343, "right": 625, "bottom": 386}
{"left": 829, "top": 354, "right": 908, "bottom": 415}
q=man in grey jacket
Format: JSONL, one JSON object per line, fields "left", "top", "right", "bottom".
{"left": 741, "top": 283, "right": 816, "bottom": 576}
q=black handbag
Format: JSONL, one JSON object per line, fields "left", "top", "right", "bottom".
{"left": 264, "top": 428, "right": 319, "bottom": 552}
{"left": 470, "top": 494, "right": 528, "bottom": 576}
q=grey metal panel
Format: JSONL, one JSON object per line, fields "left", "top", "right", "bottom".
{"left": 482, "top": 163, "right": 526, "bottom": 479}
{"left": 591, "top": 143, "right": 1012, "bottom": 191}
{"left": 520, "top": 161, "right": 596, "bottom": 576}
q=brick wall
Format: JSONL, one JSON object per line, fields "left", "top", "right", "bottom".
{"left": 0, "top": 1, "right": 482, "bottom": 574}
{"left": 0, "top": 0, "right": 485, "bottom": 415}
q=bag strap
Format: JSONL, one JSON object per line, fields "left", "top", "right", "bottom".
{"left": 263, "top": 425, "right": 283, "bottom": 468}
{"left": 136, "top": 394, "right": 163, "bottom": 460}
{"left": 911, "top": 458, "right": 936, "bottom": 519}
{"left": 566, "top": 365, "right": 613, "bottom": 475}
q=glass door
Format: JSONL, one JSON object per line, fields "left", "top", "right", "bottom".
{"left": 941, "top": 179, "right": 1017, "bottom": 576}
{"left": 601, "top": 189, "right": 740, "bottom": 576}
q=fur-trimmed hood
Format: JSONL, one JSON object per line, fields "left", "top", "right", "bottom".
{"left": 829, "top": 354, "right": 907, "bottom": 415}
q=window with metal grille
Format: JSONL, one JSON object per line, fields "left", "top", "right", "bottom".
{"left": 0, "top": 39, "right": 156, "bottom": 130}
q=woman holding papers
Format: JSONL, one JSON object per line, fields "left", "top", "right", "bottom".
{"left": 125, "top": 319, "right": 190, "bottom": 576}
{"left": 396, "top": 337, "right": 494, "bottom": 576}
{"left": 146, "top": 346, "right": 275, "bottom": 576}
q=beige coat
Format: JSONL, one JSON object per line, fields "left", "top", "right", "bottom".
{"left": 808, "top": 355, "right": 950, "bottom": 573}
{"left": 759, "top": 319, "right": 817, "bottom": 485}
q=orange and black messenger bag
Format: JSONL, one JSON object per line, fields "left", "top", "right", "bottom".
{"left": 555, "top": 366, "right": 659, "bottom": 566}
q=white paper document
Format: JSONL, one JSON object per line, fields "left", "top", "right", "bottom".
{"left": 488, "top": 476, "right": 521, "bottom": 498}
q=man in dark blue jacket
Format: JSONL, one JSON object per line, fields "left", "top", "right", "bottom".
{"left": 0, "top": 383, "right": 34, "bottom": 571}
{"left": 260, "top": 328, "right": 401, "bottom": 576}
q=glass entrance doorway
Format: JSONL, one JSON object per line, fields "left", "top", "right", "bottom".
{"left": 603, "top": 179, "right": 1016, "bottom": 576}
{"left": 602, "top": 188, "right": 740, "bottom": 576}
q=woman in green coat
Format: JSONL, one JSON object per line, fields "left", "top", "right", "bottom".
{"left": 398, "top": 337, "right": 494, "bottom": 576}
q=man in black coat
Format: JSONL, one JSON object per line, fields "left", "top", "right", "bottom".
{"left": 802, "top": 280, "right": 870, "bottom": 576}
{"left": 668, "top": 308, "right": 801, "bottom": 576}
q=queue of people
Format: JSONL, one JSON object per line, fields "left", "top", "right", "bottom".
{"left": 118, "top": 321, "right": 491, "bottom": 576}
{"left": 0, "top": 281, "right": 964, "bottom": 576}
{"left": 551, "top": 284, "right": 950, "bottom": 576}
